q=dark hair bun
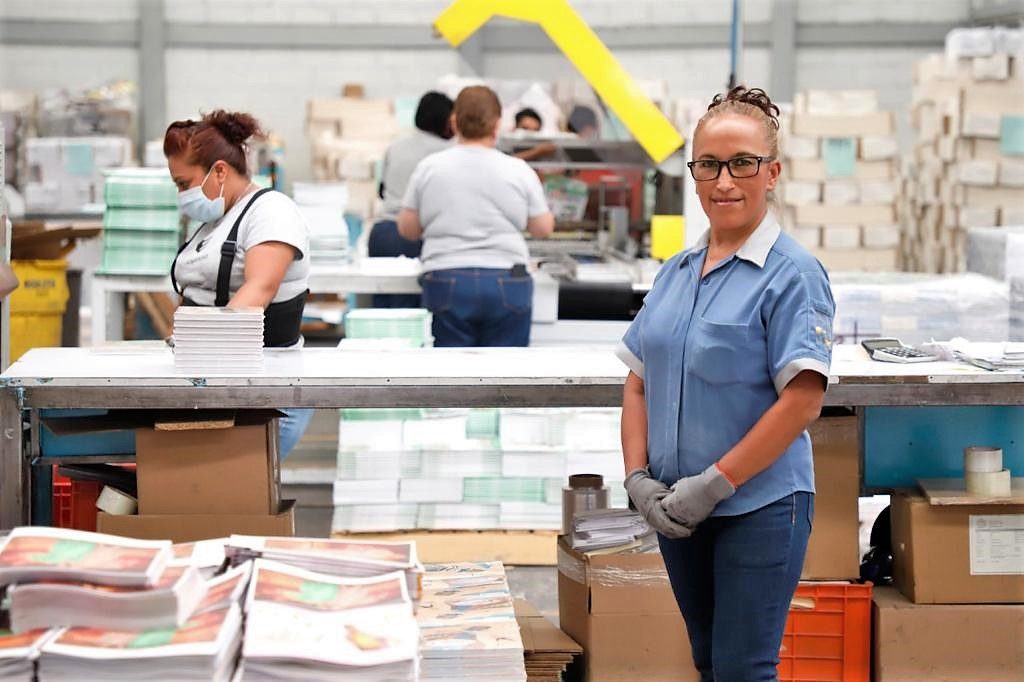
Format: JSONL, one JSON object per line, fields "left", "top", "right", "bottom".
{"left": 708, "top": 86, "right": 780, "bottom": 130}
{"left": 203, "top": 110, "right": 264, "bottom": 145}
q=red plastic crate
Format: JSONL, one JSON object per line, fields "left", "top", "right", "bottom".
{"left": 778, "top": 582, "right": 872, "bottom": 682}
{"left": 50, "top": 464, "right": 135, "bottom": 532}
{"left": 51, "top": 466, "right": 72, "bottom": 528}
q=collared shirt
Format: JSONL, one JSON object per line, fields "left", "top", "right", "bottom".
{"left": 616, "top": 212, "right": 835, "bottom": 516}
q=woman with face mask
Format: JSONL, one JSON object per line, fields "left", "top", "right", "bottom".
{"left": 164, "top": 110, "right": 312, "bottom": 457}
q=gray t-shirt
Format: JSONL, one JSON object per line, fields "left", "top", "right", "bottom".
{"left": 380, "top": 129, "right": 451, "bottom": 220}
{"left": 401, "top": 145, "right": 549, "bottom": 272}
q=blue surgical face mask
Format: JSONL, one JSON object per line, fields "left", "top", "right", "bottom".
{"left": 177, "top": 165, "right": 225, "bottom": 223}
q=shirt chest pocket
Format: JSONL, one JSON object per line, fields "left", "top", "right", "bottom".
{"left": 689, "top": 317, "right": 764, "bottom": 385}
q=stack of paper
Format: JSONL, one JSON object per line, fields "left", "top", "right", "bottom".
{"left": 292, "top": 181, "right": 350, "bottom": 266}
{"left": 0, "top": 629, "right": 55, "bottom": 682}
{"left": 499, "top": 502, "right": 563, "bottom": 530}
{"left": 224, "top": 536, "right": 424, "bottom": 600}
{"left": 418, "top": 562, "right": 526, "bottom": 682}
{"left": 418, "top": 504, "right": 500, "bottom": 530}
{"left": 337, "top": 450, "right": 421, "bottom": 479}
{"left": 570, "top": 508, "right": 652, "bottom": 552}
{"left": 333, "top": 479, "right": 400, "bottom": 505}
{"left": 0, "top": 527, "right": 172, "bottom": 588}
{"left": 169, "top": 538, "right": 229, "bottom": 579}
{"left": 35, "top": 565, "right": 251, "bottom": 682}
{"left": 398, "top": 478, "right": 464, "bottom": 503}
{"left": 951, "top": 340, "right": 1024, "bottom": 370}
{"left": 463, "top": 477, "right": 546, "bottom": 504}
{"left": 172, "top": 306, "right": 264, "bottom": 374}
{"left": 418, "top": 449, "right": 502, "bottom": 477}
{"left": 332, "top": 505, "right": 420, "bottom": 533}
{"left": 240, "top": 559, "right": 418, "bottom": 681}
{"left": 7, "top": 564, "right": 208, "bottom": 632}
{"left": 502, "top": 450, "right": 568, "bottom": 478}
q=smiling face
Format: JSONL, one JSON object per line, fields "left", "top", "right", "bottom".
{"left": 692, "top": 113, "right": 780, "bottom": 235}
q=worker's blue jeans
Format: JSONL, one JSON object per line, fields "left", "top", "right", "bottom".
{"left": 420, "top": 268, "right": 532, "bottom": 347}
{"left": 657, "top": 491, "right": 813, "bottom": 682}
{"left": 368, "top": 219, "right": 422, "bottom": 308}
{"left": 278, "top": 408, "right": 313, "bottom": 460}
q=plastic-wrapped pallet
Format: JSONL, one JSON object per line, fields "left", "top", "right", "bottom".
{"left": 831, "top": 272, "right": 1009, "bottom": 344}
{"left": 900, "top": 27, "right": 1024, "bottom": 273}
{"left": 779, "top": 89, "right": 901, "bottom": 272}
{"left": 965, "top": 226, "right": 1024, "bottom": 281}
{"left": 292, "top": 181, "right": 349, "bottom": 266}
{"left": 343, "top": 308, "right": 432, "bottom": 347}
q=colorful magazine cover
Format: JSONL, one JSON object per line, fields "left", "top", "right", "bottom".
{"left": 242, "top": 559, "right": 418, "bottom": 668}
{"left": 195, "top": 563, "right": 252, "bottom": 615}
{"left": 230, "top": 535, "right": 417, "bottom": 569}
{"left": 0, "top": 528, "right": 171, "bottom": 587}
{"left": 0, "top": 628, "right": 56, "bottom": 658}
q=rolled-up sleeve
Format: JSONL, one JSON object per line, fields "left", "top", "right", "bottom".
{"left": 767, "top": 269, "right": 835, "bottom": 395}
{"left": 616, "top": 306, "right": 645, "bottom": 377}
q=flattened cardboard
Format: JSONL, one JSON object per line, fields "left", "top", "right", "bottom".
{"left": 873, "top": 586, "right": 1024, "bottom": 681}
{"left": 136, "top": 410, "right": 283, "bottom": 515}
{"left": 804, "top": 416, "right": 861, "bottom": 580}
{"left": 514, "top": 599, "right": 582, "bottom": 654}
{"left": 97, "top": 500, "right": 295, "bottom": 543}
{"left": 891, "top": 492, "right": 1024, "bottom": 604}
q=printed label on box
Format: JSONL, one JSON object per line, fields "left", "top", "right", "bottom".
{"left": 822, "top": 137, "right": 856, "bottom": 178}
{"left": 969, "top": 514, "right": 1024, "bottom": 575}
{"left": 1001, "top": 116, "right": 1024, "bottom": 157}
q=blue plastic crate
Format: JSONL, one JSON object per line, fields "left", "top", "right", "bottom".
{"left": 39, "top": 409, "right": 136, "bottom": 457}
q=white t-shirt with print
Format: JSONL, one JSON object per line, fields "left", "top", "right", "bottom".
{"left": 173, "top": 189, "right": 310, "bottom": 307}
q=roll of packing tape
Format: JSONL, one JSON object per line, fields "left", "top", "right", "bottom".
{"left": 964, "top": 446, "right": 1003, "bottom": 474}
{"left": 965, "top": 469, "right": 1012, "bottom": 497}
{"left": 96, "top": 486, "right": 138, "bottom": 515}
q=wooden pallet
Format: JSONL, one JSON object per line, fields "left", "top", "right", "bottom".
{"left": 330, "top": 529, "right": 559, "bottom": 565}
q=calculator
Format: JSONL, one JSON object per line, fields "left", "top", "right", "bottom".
{"left": 860, "top": 338, "right": 940, "bottom": 363}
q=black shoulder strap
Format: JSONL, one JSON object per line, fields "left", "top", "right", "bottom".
{"left": 215, "top": 187, "right": 274, "bottom": 307}
{"left": 170, "top": 221, "right": 206, "bottom": 297}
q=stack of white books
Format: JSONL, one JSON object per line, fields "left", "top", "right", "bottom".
{"left": 331, "top": 504, "right": 420, "bottom": 533}
{"left": 224, "top": 536, "right": 424, "bottom": 600}
{"left": 570, "top": 508, "right": 653, "bottom": 552}
{"left": 498, "top": 502, "right": 563, "bottom": 530}
{"left": 0, "top": 629, "right": 55, "bottom": 682}
{"left": 172, "top": 306, "right": 264, "bottom": 374}
{"left": 240, "top": 559, "right": 418, "bottom": 681}
{"left": 333, "top": 479, "right": 400, "bottom": 505}
{"left": 418, "top": 450, "right": 501, "bottom": 478}
{"left": 417, "top": 503, "right": 500, "bottom": 530}
{"left": 398, "top": 478, "right": 464, "bottom": 504}
{"left": 417, "top": 562, "right": 526, "bottom": 682}
{"left": 35, "top": 563, "right": 251, "bottom": 682}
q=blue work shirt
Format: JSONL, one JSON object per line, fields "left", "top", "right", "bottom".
{"left": 616, "top": 212, "right": 835, "bottom": 516}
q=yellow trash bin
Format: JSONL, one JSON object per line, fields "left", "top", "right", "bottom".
{"left": 9, "top": 259, "right": 70, "bottom": 362}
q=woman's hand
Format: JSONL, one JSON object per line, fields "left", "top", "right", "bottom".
{"left": 661, "top": 463, "right": 737, "bottom": 529}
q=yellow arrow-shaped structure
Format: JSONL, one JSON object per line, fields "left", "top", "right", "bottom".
{"left": 434, "top": 0, "right": 685, "bottom": 164}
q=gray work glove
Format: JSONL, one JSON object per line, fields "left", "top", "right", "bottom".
{"left": 661, "top": 463, "right": 737, "bottom": 528}
{"left": 624, "top": 468, "right": 692, "bottom": 539}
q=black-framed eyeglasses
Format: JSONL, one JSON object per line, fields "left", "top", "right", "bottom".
{"left": 686, "top": 156, "right": 775, "bottom": 181}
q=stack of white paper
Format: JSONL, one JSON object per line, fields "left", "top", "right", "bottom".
{"left": 418, "top": 562, "right": 526, "bottom": 682}
{"left": 337, "top": 450, "right": 421, "bottom": 479}
{"left": 571, "top": 508, "right": 652, "bottom": 552}
{"left": 240, "top": 560, "right": 418, "bottom": 681}
{"left": 418, "top": 450, "right": 501, "bottom": 478}
{"left": 293, "top": 181, "right": 350, "bottom": 266}
{"left": 331, "top": 505, "right": 420, "bottom": 533}
{"left": 333, "top": 479, "right": 400, "bottom": 505}
{"left": 0, "top": 629, "right": 55, "bottom": 682}
{"left": 498, "top": 502, "right": 563, "bottom": 530}
{"left": 418, "top": 504, "right": 500, "bottom": 530}
{"left": 398, "top": 478, "right": 464, "bottom": 503}
{"left": 172, "top": 306, "right": 264, "bottom": 374}
{"left": 501, "top": 449, "right": 568, "bottom": 478}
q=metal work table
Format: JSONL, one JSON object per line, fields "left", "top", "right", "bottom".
{"left": 2, "top": 344, "right": 1023, "bottom": 528}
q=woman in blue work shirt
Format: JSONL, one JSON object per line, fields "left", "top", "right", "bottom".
{"left": 617, "top": 87, "right": 835, "bottom": 681}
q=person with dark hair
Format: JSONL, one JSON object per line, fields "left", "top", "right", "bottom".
{"left": 164, "top": 109, "right": 312, "bottom": 457}
{"left": 397, "top": 85, "right": 555, "bottom": 347}
{"left": 371, "top": 91, "right": 454, "bottom": 307}
{"left": 567, "top": 105, "right": 599, "bottom": 138}
{"left": 617, "top": 86, "right": 835, "bottom": 680}
{"left": 514, "top": 108, "right": 543, "bottom": 132}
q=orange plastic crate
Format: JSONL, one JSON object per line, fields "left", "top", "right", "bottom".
{"left": 51, "top": 466, "right": 73, "bottom": 528}
{"left": 778, "top": 582, "right": 872, "bottom": 682}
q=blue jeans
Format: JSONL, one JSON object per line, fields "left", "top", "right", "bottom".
{"left": 278, "top": 408, "right": 313, "bottom": 460}
{"left": 368, "top": 219, "right": 422, "bottom": 308}
{"left": 420, "top": 268, "right": 532, "bottom": 347}
{"left": 658, "top": 492, "right": 813, "bottom": 682}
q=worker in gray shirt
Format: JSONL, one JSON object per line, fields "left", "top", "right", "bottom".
{"left": 370, "top": 91, "right": 453, "bottom": 307}
{"left": 399, "top": 85, "right": 554, "bottom": 347}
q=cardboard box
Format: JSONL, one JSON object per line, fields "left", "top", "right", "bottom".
{"left": 782, "top": 180, "right": 821, "bottom": 206}
{"left": 137, "top": 410, "right": 282, "bottom": 515}
{"left": 973, "top": 54, "right": 1011, "bottom": 81}
{"left": 796, "top": 204, "right": 895, "bottom": 225}
{"left": 812, "top": 248, "right": 899, "bottom": 272}
{"left": 98, "top": 500, "right": 295, "bottom": 543}
{"left": 957, "top": 160, "right": 999, "bottom": 186}
{"left": 786, "top": 135, "right": 821, "bottom": 160}
{"left": 891, "top": 492, "right": 1024, "bottom": 604}
{"left": 821, "top": 225, "right": 861, "bottom": 250}
{"left": 972, "top": 137, "right": 1005, "bottom": 161}
{"left": 792, "top": 112, "right": 893, "bottom": 137}
{"left": 557, "top": 537, "right": 697, "bottom": 681}
{"left": 860, "top": 180, "right": 897, "bottom": 204}
{"left": 873, "top": 586, "right": 1024, "bottom": 681}
{"left": 803, "top": 417, "right": 861, "bottom": 580}
{"left": 863, "top": 225, "right": 902, "bottom": 249}
{"left": 822, "top": 180, "right": 861, "bottom": 205}
{"left": 960, "top": 206, "right": 1000, "bottom": 229}
{"left": 788, "top": 225, "right": 821, "bottom": 250}
{"left": 801, "top": 90, "right": 879, "bottom": 116}
{"left": 787, "top": 158, "right": 893, "bottom": 181}
{"left": 964, "top": 185, "right": 1024, "bottom": 208}
{"left": 1000, "top": 159, "right": 1024, "bottom": 187}
{"left": 859, "top": 135, "right": 899, "bottom": 160}
{"left": 962, "top": 82, "right": 1024, "bottom": 115}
